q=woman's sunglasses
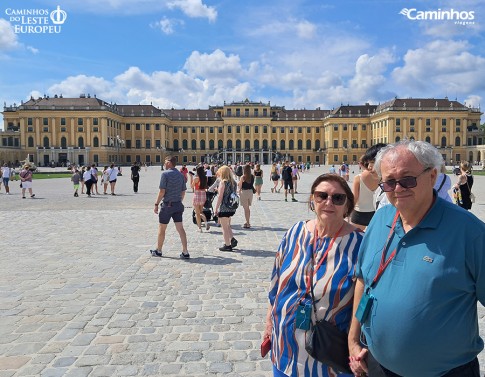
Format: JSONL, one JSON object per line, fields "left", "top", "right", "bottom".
{"left": 313, "top": 191, "right": 347, "bottom": 206}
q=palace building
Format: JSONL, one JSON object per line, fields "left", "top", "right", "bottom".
{"left": 1, "top": 95, "right": 483, "bottom": 167}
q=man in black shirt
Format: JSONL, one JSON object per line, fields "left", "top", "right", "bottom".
{"left": 131, "top": 162, "right": 141, "bottom": 193}
{"left": 281, "top": 160, "right": 297, "bottom": 202}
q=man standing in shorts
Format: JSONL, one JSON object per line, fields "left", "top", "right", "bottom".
{"left": 281, "top": 160, "right": 297, "bottom": 202}
{"left": 151, "top": 155, "right": 190, "bottom": 259}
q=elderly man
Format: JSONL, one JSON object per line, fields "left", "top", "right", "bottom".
{"left": 349, "top": 140, "right": 485, "bottom": 377}
{"left": 151, "top": 156, "right": 190, "bottom": 259}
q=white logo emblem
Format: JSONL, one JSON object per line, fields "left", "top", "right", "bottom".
{"left": 50, "top": 5, "right": 67, "bottom": 25}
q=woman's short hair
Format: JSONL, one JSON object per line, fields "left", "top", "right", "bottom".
{"left": 309, "top": 174, "right": 355, "bottom": 217}
{"left": 374, "top": 140, "right": 442, "bottom": 177}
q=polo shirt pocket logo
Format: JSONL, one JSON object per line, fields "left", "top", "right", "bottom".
{"left": 422, "top": 256, "right": 434, "bottom": 263}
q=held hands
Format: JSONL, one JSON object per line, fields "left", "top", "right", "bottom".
{"left": 348, "top": 346, "right": 368, "bottom": 376}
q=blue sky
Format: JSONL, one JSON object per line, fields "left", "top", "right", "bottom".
{"left": 1, "top": 0, "right": 484, "bottom": 129}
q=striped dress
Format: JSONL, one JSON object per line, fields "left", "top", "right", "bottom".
{"left": 268, "top": 221, "right": 363, "bottom": 377}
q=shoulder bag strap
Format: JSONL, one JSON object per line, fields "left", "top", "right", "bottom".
{"left": 437, "top": 175, "right": 446, "bottom": 192}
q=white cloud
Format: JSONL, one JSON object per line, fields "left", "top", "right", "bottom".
{"left": 151, "top": 17, "right": 184, "bottom": 34}
{"left": 392, "top": 40, "right": 485, "bottom": 96}
{"left": 166, "top": 0, "right": 217, "bottom": 22}
{"left": 183, "top": 49, "right": 244, "bottom": 82}
{"left": 26, "top": 46, "right": 39, "bottom": 54}
{"left": 296, "top": 20, "right": 317, "bottom": 39}
{"left": 0, "top": 19, "right": 20, "bottom": 50}
{"left": 59, "top": 0, "right": 217, "bottom": 21}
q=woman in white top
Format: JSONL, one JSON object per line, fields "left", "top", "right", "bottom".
{"left": 350, "top": 143, "right": 387, "bottom": 229}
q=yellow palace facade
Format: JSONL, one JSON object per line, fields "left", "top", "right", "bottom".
{"left": 1, "top": 95, "right": 483, "bottom": 167}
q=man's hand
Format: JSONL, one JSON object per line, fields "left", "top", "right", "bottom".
{"left": 154, "top": 204, "right": 159, "bottom": 214}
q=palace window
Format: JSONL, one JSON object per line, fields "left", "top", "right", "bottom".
{"left": 93, "top": 118, "right": 98, "bottom": 126}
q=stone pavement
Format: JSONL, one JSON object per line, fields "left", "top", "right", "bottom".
{"left": 0, "top": 165, "right": 484, "bottom": 377}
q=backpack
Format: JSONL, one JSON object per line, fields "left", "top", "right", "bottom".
{"left": 282, "top": 166, "right": 291, "bottom": 181}
{"left": 235, "top": 165, "right": 243, "bottom": 177}
{"left": 224, "top": 183, "right": 239, "bottom": 210}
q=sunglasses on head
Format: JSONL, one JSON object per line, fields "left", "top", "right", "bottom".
{"left": 378, "top": 168, "right": 431, "bottom": 192}
{"left": 313, "top": 191, "right": 347, "bottom": 206}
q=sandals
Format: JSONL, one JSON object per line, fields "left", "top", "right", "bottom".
{"left": 243, "top": 223, "right": 251, "bottom": 229}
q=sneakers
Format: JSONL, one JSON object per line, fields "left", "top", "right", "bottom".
{"left": 219, "top": 244, "right": 233, "bottom": 252}
{"left": 206, "top": 223, "right": 210, "bottom": 231}
{"left": 285, "top": 198, "right": 288, "bottom": 202}
{"left": 292, "top": 198, "right": 298, "bottom": 202}
{"left": 180, "top": 252, "right": 190, "bottom": 259}
{"left": 31, "top": 194, "right": 35, "bottom": 198}
{"left": 271, "top": 188, "right": 274, "bottom": 193}
{"left": 150, "top": 249, "right": 162, "bottom": 257}
{"left": 231, "top": 237, "right": 238, "bottom": 248}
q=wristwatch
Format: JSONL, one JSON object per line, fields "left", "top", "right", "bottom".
{"left": 155, "top": 203, "right": 159, "bottom": 206}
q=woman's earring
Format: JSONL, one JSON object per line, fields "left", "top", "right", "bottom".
{"left": 310, "top": 201, "right": 315, "bottom": 211}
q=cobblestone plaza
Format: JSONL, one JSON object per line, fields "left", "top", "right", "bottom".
{"left": 0, "top": 165, "right": 484, "bottom": 376}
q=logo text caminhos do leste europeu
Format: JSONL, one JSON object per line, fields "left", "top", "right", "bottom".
{"left": 5, "top": 5, "right": 67, "bottom": 33}
{"left": 399, "top": 8, "right": 475, "bottom": 25}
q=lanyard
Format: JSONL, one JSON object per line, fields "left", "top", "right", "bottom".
{"left": 371, "top": 211, "right": 400, "bottom": 288}
{"left": 305, "top": 222, "right": 344, "bottom": 296}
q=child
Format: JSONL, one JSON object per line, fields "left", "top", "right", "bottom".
{"left": 71, "top": 169, "right": 80, "bottom": 197}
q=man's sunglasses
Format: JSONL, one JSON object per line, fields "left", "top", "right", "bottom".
{"left": 313, "top": 191, "right": 347, "bottom": 206}
{"left": 378, "top": 168, "right": 431, "bottom": 192}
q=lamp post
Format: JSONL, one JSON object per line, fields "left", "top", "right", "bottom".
{"left": 115, "top": 135, "right": 125, "bottom": 165}
{"left": 157, "top": 146, "right": 166, "bottom": 169}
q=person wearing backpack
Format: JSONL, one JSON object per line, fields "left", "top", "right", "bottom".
{"left": 235, "top": 163, "right": 243, "bottom": 181}
{"left": 281, "top": 161, "right": 297, "bottom": 202}
{"left": 214, "top": 165, "right": 238, "bottom": 251}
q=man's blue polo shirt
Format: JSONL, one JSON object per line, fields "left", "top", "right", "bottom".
{"left": 356, "top": 194, "right": 485, "bottom": 376}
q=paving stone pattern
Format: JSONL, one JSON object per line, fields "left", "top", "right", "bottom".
{"left": 0, "top": 165, "right": 484, "bottom": 376}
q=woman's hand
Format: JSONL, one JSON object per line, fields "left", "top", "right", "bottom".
{"left": 348, "top": 342, "right": 368, "bottom": 376}
{"left": 263, "top": 304, "right": 273, "bottom": 340}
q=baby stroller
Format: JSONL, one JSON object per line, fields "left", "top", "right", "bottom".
{"left": 192, "top": 191, "right": 218, "bottom": 225}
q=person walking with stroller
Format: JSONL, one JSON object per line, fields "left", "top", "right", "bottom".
{"left": 192, "top": 165, "right": 210, "bottom": 232}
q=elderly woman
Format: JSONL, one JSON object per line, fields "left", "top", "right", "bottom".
{"left": 264, "top": 174, "right": 363, "bottom": 376}
{"left": 214, "top": 165, "right": 238, "bottom": 251}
